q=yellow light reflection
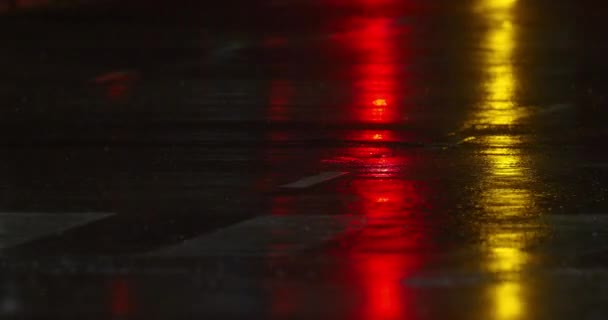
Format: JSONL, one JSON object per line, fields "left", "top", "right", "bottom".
{"left": 475, "top": 0, "right": 518, "bottom": 12}
{"left": 467, "top": 0, "right": 527, "bottom": 128}
{"left": 496, "top": 282, "right": 522, "bottom": 319}
{"left": 471, "top": 1, "right": 535, "bottom": 319}
{"left": 372, "top": 98, "right": 388, "bottom": 107}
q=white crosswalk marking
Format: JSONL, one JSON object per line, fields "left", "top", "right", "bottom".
{"left": 0, "top": 212, "right": 113, "bottom": 251}
{"left": 148, "top": 215, "right": 364, "bottom": 257}
{"left": 281, "top": 172, "right": 348, "bottom": 189}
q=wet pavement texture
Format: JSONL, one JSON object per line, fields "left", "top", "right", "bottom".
{"left": 2, "top": 0, "right": 608, "bottom": 318}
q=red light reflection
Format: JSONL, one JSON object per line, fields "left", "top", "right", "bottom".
{"left": 109, "top": 278, "right": 133, "bottom": 318}
{"left": 348, "top": 130, "right": 397, "bottom": 143}
{"left": 269, "top": 79, "right": 294, "bottom": 122}
{"left": 259, "top": 78, "right": 297, "bottom": 205}
{"left": 270, "top": 195, "right": 295, "bottom": 216}
{"left": 93, "top": 71, "right": 138, "bottom": 102}
{"left": 349, "top": 179, "right": 424, "bottom": 311}
{"left": 341, "top": 11, "right": 422, "bottom": 320}
{"left": 264, "top": 36, "right": 289, "bottom": 48}
{"left": 264, "top": 4, "right": 425, "bottom": 319}
{"left": 1, "top": 0, "right": 51, "bottom": 11}
{"left": 373, "top": 98, "right": 389, "bottom": 107}
{"left": 347, "top": 17, "right": 403, "bottom": 124}
{"left": 361, "top": 255, "right": 416, "bottom": 319}
{"left": 345, "top": 176, "right": 424, "bottom": 320}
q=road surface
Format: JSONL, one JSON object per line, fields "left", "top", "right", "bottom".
{"left": 1, "top": 0, "right": 608, "bottom": 319}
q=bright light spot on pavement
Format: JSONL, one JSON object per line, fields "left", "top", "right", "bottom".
{"left": 475, "top": 0, "right": 518, "bottom": 11}
{"left": 348, "top": 130, "right": 393, "bottom": 142}
{"left": 372, "top": 98, "right": 388, "bottom": 107}
{"left": 376, "top": 197, "right": 390, "bottom": 203}
{"left": 495, "top": 282, "right": 523, "bottom": 320}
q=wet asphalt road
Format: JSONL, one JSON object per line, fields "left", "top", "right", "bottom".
{"left": 2, "top": 0, "right": 608, "bottom": 319}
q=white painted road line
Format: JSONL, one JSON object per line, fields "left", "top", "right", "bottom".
{"left": 147, "top": 215, "right": 364, "bottom": 257}
{"left": 280, "top": 172, "right": 348, "bottom": 189}
{"left": 0, "top": 212, "right": 113, "bottom": 251}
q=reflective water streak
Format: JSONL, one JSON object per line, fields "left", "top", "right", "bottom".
{"left": 471, "top": 1, "right": 542, "bottom": 319}
{"left": 468, "top": 0, "right": 527, "bottom": 128}
{"left": 341, "top": 12, "right": 424, "bottom": 320}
